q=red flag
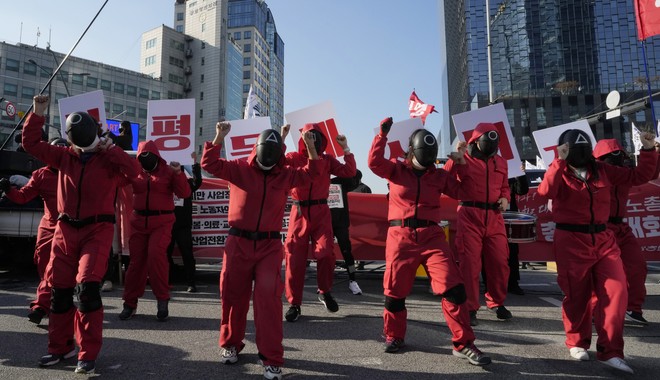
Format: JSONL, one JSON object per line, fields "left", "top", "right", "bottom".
{"left": 634, "top": 0, "right": 660, "bottom": 40}
{"left": 408, "top": 91, "right": 436, "bottom": 125}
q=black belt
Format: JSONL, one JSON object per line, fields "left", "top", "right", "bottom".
{"left": 294, "top": 199, "right": 327, "bottom": 207}
{"left": 556, "top": 223, "right": 606, "bottom": 234}
{"left": 58, "top": 214, "right": 115, "bottom": 229}
{"left": 389, "top": 218, "right": 436, "bottom": 228}
{"left": 135, "top": 209, "right": 174, "bottom": 216}
{"left": 228, "top": 227, "right": 281, "bottom": 241}
{"left": 459, "top": 201, "right": 500, "bottom": 210}
{"left": 608, "top": 217, "right": 624, "bottom": 224}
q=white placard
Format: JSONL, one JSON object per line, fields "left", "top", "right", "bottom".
{"left": 327, "top": 184, "right": 344, "bottom": 209}
{"left": 58, "top": 90, "right": 107, "bottom": 137}
{"left": 284, "top": 101, "right": 345, "bottom": 157}
{"left": 147, "top": 99, "right": 195, "bottom": 165}
{"left": 223, "top": 117, "right": 273, "bottom": 161}
{"left": 531, "top": 120, "right": 596, "bottom": 166}
{"left": 451, "top": 103, "right": 524, "bottom": 178}
{"left": 371, "top": 118, "right": 424, "bottom": 161}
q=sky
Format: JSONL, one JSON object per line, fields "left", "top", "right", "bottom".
{"left": 0, "top": 0, "right": 445, "bottom": 194}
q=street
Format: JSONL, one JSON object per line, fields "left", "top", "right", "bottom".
{"left": 1, "top": 263, "right": 659, "bottom": 379}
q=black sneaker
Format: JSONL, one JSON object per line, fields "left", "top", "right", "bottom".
{"left": 384, "top": 337, "right": 405, "bottom": 353}
{"left": 28, "top": 307, "right": 47, "bottom": 324}
{"left": 625, "top": 310, "right": 649, "bottom": 325}
{"left": 118, "top": 305, "right": 136, "bottom": 320}
{"left": 318, "top": 292, "right": 339, "bottom": 313}
{"left": 157, "top": 300, "right": 169, "bottom": 321}
{"left": 187, "top": 284, "right": 197, "bottom": 293}
{"left": 469, "top": 310, "right": 478, "bottom": 326}
{"left": 285, "top": 305, "right": 301, "bottom": 322}
{"left": 39, "top": 348, "right": 77, "bottom": 367}
{"left": 74, "top": 360, "right": 95, "bottom": 374}
{"left": 488, "top": 305, "right": 512, "bottom": 320}
{"left": 453, "top": 344, "right": 492, "bottom": 366}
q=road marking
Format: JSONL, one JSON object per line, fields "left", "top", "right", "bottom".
{"left": 540, "top": 297, "right": 563, "bottom": 307}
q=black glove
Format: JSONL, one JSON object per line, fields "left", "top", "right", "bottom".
{"left": 0, "top": 178, "right": 10, "bottom": 194}
{"left": 380, "top": 117, "right": 393, "bottom": 136}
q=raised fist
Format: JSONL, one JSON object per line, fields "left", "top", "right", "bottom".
{"left": 380, "top": 117, "right": 393, "bottom": 136}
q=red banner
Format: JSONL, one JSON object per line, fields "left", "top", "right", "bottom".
{"left": 408, "top": 91, "right": 436, "bottom": 125}
{"left": 634, "top": 0, "right": 660, "bottom": 40}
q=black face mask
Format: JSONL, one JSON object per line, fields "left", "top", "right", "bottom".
{"left": 138, "top": 152, "right": 159, "bottom": 172}
{"left": 476, "top": 130, "right": 499, "bottom": 157}
{"left": 255, "top": 129, "right": 283, "bottom": 169}
{"left": 602, "top": 151, "right": 625, "bottom": 167}
{"left": 566, "top": 146, "right": 593, "bottom": 168}
{"left": 409, "top": 129, "right": 438, "bottom": 168}
{"left": 559, "top": 129, "right": 593, "bottom": 169}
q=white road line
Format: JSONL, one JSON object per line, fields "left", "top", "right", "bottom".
{"left": 540, "top": 297, "right": 563, "bottom": 307}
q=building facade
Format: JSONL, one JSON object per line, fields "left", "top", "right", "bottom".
{"left": 0, "top": 41, "right": 164, "bottom": 149}
{"left": 449, "top": 0, "right": 660, "bottom": 159}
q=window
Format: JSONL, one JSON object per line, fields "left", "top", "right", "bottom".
{"left": 23, "top": 62, "right": 37, "bottom": 75}
{"left": 40, "top": 66, "right": 52, "bottom": 78}
{"left": 169, "top": 56, "right": 184, "bottom": 68}
{"left": 139, "top": 88, "right": 149, "bottom": 99}
{"left": 243, "top": 84, "right": 250, "bottom": 93}
{"left": 199, "top": 109, "right": 203, "bottom": 118}
{"left": 114, "top": 83, "right": 124, "bottom": 94}
{"left": 113, "top": 104, "right": 123, "bottom": 115}
{"left": 201, "top": 57, "right": 205, "bottom": 66}
{"left": 244, "top": 43, "right": 251, "bottom": 52}
{"left": 87, "top": 77, "right": 98, "bottom": 88}
{"left": 201, "top": 41, "right": 206, "bottom": 49}
{"left": 6, "top": 58, "right": 19, "bottom": 72}
{"left": 126, "top": 106, "right": 136, "bottom": 117}
{"left": 199, "top": 127, "right": 203, "bottom": 136}
{"left": 243, "top": 57, "right": 251, "bottom": 66}
{"left": 145, "top": 38, "right": 157, "bottom": 49}
{"left": 72, "top": 74, "right": 84, "bottom": 85}
{"left": 176, "top": 25, "right": 184, "bottom": 33}
{"left": 200, "top": 91, "right": 204, "bottom": 101}
{"left": 201, "top": 23, "right": 206, "bottom": 32}
{"left": 101, "top": 80, "right": 111, "bottom": 91}
{"left": 144, "top": 55, "right": 156, "bottom": 66}
{"left": 243, "top": 70, "right": 251, "bottom": 79}
{"left": 234, "top": 32, "right": 241, "bottom": 40}
{"left": 139, "top": 108, "right": 147, "bottom": 118}
{"left": 177, "top": 12, "right": 184, "bottom": 21}
{"left": 104, "top": 101, "right": 110, "bottom": 112}
{"left": 200, "top": 74, "right": 204, "bottom": 83}
{"left": 127, "top": 85, "right": 137, "bottom": 96}
{"left": 59, "top": 71, "right": 69, "bottom": 83}
{"left": 244, "top": 31, "right": 251, "bottom": 39}
{"left": 151, "top": 91, "right": 160, "bottom": 100}
{"left": 21, "top": 86, "right": 35, "bottom": 99}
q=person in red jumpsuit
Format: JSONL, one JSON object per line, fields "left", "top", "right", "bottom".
{"left": 592, "top": 138, "right": 660, "bottom": 325}
{"left": 443, "top": 123, "right": 511, "bottom": 326}
{"left": 281, "top": 123, "right": 356, "bottom": 322}
{"left": 538, "top": 129, "right": 658, "bottom": 374}
{"left": 367, "top": 117, "right": 490, "bottom": 365}
{"left": 119, "top": 140, "right": 190, "bottom": 321}
{"left": 0, "top": 138, "right": 67, "bottom": 324}
{"left": 23, "top": 95, "right": 138, "bottom": 374}
{"left": 201, "top": 122, "right": 319, "bottom": 380}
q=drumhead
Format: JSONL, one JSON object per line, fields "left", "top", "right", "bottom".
{"left": 502, "top": 211, "right": 536, "bottom": 223}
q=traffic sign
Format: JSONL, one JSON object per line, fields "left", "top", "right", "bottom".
{"left": 5, "top": 101, "right": 16, "bottom": 118}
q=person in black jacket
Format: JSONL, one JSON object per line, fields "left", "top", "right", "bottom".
{"left": 507, "top": 169, "right": 529, "bottom": 295}
{"left": 167, "top": 152, "right": 203, "bottom": 292}
{"left": 330, "top": 170, "right": 370, "bottom": 295}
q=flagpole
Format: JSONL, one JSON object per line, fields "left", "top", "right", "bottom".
{"left": 485, "top": 0, "right": 495, "bottom": 104}
{"left": 640, "top": 40, "right": 658, "bottom": 135}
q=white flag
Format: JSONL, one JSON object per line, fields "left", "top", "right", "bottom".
{"left": 536, "top": 155, "right": 546, "bottom": 169}
{"left": 631, "top": 122, "right": 643, "bottom": 155}
{"left": 243, "top": 84, "right": 261, "bottom": 119}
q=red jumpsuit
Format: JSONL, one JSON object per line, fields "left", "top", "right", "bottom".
{"left": 284, "top": 123, "right": 356, "bottom": 305}
{"left": 593, "top": 140, "right": 660, "bottom": 316}
{"left": 5, "top": 166, "right": 58, "bottom": 314}
{"left": 537, "top": 149, "right": 657, "bottom": 361}
{"left": 201, "top": 141, "right": 319, "bottom": 367}
{"left": 443, "top": 124, "right": 510, "bottom": 314}
{"left": 368, "top": 133, "right": 476, "bottom": 349}
{"left": 22, "top": 113, "right": 137, "bottom": 361}
{"left": 122, "top": 141, "right": 190, "bottom": 309}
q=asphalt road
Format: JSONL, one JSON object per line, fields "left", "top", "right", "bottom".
{"left": 1, "top": 262, "right": 659, "bottom": 379}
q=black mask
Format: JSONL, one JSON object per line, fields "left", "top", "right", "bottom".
{"left": 138, "top": 152, "right": 159, "bottom": 172}
{"left": 66, "top": 112, "right": 100, "bottom": 151}
{"left": 255, "top": 129, "right": 283, "bottom": 169}
{"left": 409, "top": 129, "right": 438, "bottom": 168}
{"left": 558, "top": 129, "right": 593, "bottom": 169}
{"left": 308, "top": 129, "right": 326, "bottom": 154}
{"left": 476, "top": 130, "right": 499, "bottom": 158}
{"left": 602, "top": 151, "right": 625, "bottom": 167}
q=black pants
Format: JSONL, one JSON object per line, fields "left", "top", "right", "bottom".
{"left": 482, "top": 242, "right": 520, "bottom": 291}
{"left": 334, "top": 225, "right": 356, "bottom": 280}
{"left": 167, "top": 226, "right": 196, "bottom": 285}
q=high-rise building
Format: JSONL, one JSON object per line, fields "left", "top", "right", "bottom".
{"left": 142, "top": 0, "right": 284, "bottom": 153}
{"left": 447, "top": 0, "right": 660, "bottom": 159}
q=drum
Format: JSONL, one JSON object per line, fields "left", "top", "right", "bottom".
{"left": 502, "top": 212, "right": 537, "bottom": 243}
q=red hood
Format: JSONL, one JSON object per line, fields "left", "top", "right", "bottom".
{"left": 593, "top": 139, "right": 625, "bottom": 159}
{"left": 297, "top": 123, "right": 327, "bottom": 154}
{"left": 137, "top": 140, "right": 166, "bottom": 164}
{"left": 468, "top": 123, "right": 498, "bottom": 144}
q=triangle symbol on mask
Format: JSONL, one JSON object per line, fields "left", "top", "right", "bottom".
{"left": 575, "top": 133, "right": 589, "bottom": 145}
{"left": 265, "top": 131, "right": 279, "bottom": 143}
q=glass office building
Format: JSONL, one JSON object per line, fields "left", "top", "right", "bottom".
{"left": 460, "top": 0, "right": 660, "bottom": 158}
